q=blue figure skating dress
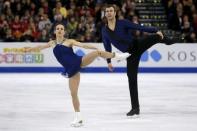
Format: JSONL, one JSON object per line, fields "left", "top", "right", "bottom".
{"left": 53, "top": 43, "right": 83, "bottom": 78}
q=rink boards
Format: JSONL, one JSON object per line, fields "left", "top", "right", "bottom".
{"left": 0, "top": 42, "right": 197, "bottom": 73}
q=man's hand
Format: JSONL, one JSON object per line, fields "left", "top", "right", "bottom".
{"left": 156, "top": 31, "right": 164, "bottom": 40}
{"left": 108, "top": 63, "right": 114, "bottom": 72}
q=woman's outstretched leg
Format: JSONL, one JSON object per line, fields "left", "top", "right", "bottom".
{"left": 69, "top": 72, "right": 83, "bottom": 127}
{"left": 81, "top": 50, "right": 130, "bottom": 67}
{"left": 81, "top": 50, "right": 114, "bottom": 67}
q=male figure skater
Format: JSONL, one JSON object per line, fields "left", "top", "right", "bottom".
{"left": 102, "top": 4, "right": 180, "bottom": 117}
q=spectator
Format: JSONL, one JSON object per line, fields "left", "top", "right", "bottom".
{"left": 29, "top": 19, "right": 40, "bottom": 41}
{"left": 10, "top": 15, "right": 22, "bottom": 40}
{"left": 75, "top": 23, "right": 86, "bottom": 36}
{"left": 169, "top": 2, "right": 183, "bottom": 31}
{"left": 38, "top": 14, "right": 51, "bottom": 31}
{"left": 192, "top": 13, "right": 197, "bottom": 34}
{"left": 22, "top": 0, "right": 32, "bottom": 11}
{"left": 53, "top": 1, "right": 68, "bottom": 19}
{"left": 185, "top": 31, "right": 197, "bottom": 43}
{"left": 41, "top": 0, "right": 53, "bottom": 20}
{"left": 84, "top": 32, "right": 94, "bottom": 42}
{"left": 4, "top": 28, "right": 15, "bottom": 42}
{"left": 122, "top": 0, "right": 139, "bottom": 20}
{"left": 29, "top": 2, "right": 37, "bottom": 16}
{"left": 14, "top": 3, "right": 24, "bottom": 16}
{"left": 0, "top": 1, "right": 3, "bottom": 14}
{"left": 20, "top": 10, "right": 30, "bottom": 32}
{"left": 182, "top": 0, "right": 193, "bottom": 19}
{"left": 67, "top": 17, "right": 78, "bottom": 38}
{"left": 0, "top": 14, "right": 9, "bottom": 41}
{"left": 37, "top": 29, "right": 49, "bottom": 42}
{"left": 4, "top": 7, "right": 14, "bottom": 22}
{"left": 182, "top": 21, "right": 192, "bottom": 34}
{"left": 20, "top": 27, "right": 34, "bottom": 42}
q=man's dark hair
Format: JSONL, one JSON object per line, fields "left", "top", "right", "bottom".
{"left": 104, "top": 4, "right": 118, "bottom": 13}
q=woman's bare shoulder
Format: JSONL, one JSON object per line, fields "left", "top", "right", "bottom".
{"left": 63, "top": 39, "right": 76, "bottom": 46}
{"left": 65, "top": 39, "right": 75, "bottom": 43}
{"left": 48, "top": 40, "right": 56, "bottom": 46}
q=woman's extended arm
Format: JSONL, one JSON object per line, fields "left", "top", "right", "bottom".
{"left": 24, "top": 40, "right": 53, "bottom": 52}
{"left": 69, "top": 39, "right": 98, "bottom": 50}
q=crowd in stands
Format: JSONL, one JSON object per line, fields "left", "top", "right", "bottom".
{"left": 162, "top": 0, "right": 197, "bottom": 42}
{"left": 0, "top": 0, "right": 196, "bottom": 43}
{"left": 0, "top": 0, "right": 122, "bottom": 42}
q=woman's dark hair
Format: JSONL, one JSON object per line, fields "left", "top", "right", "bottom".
{"left": 50, "top": 22, "right": 67, "bottom": 39}
{"left": 54, "top": 22, "right": 66, "bottom": 30}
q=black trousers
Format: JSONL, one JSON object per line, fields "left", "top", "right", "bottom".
{"left": 127, "top": 34, "right": 162, "bottom": 109}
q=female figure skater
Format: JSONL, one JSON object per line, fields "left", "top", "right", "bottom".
{"left": 24, "top": 23, "right": 130, "bottom": 127}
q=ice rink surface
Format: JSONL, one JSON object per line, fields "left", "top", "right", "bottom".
{"left": 0, "top": 73, "right": 197, "bottom": 131}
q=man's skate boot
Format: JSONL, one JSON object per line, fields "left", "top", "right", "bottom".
{"left": 127, "top": 108, "right": 140, "bottom": 118}
{"left": 161, "top": 32, "right": 185, "bottom": 45}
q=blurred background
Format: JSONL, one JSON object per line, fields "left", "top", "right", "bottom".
{"left": 0, "top": 0, "right": 197, "bottom": 43}
{"left": 0, "top": 1, "right": 197, "bottom": 131}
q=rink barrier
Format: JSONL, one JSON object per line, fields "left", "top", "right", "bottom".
{"left": 0, "top": 42, "right": 197, "bottom": 73}
{"left": 0, "top": 67, "right": 197, "bottom": 73}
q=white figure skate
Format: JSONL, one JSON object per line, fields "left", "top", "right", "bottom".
{"left": 114, "top": 52, "right": 131, "bottom": 62}
{"left": 70, "top": 112, "right": 83, "bottom": 127}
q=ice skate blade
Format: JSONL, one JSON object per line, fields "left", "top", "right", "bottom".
{"left": 70, "top": 123, "right": 83, "bottom": 127}
{"left": 70, "top": 121, "right": 83, "bottom": 127}
{"left": 127, "top": 114, "right": 140, "bottom": 119}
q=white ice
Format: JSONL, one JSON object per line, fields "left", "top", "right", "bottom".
{"left": 0, "top": 73, "right": 197, "bottom": 131}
